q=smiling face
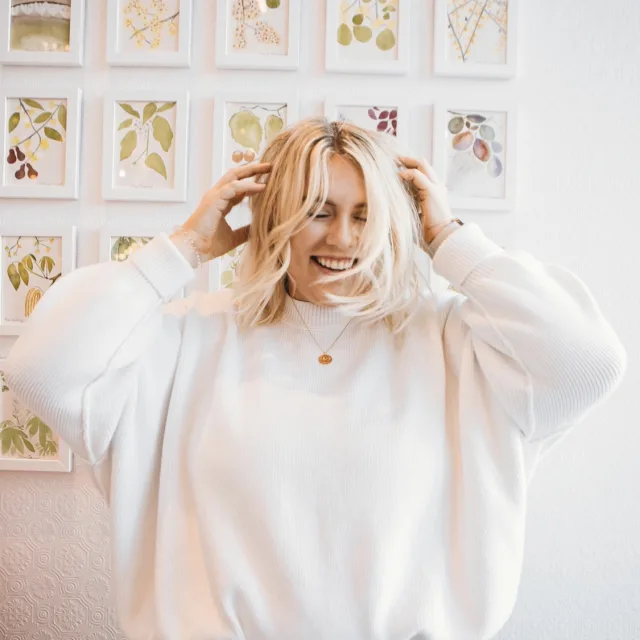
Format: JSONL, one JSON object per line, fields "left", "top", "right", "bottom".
{"left": 286, "top": 155, "right": 367, "bottom": 305}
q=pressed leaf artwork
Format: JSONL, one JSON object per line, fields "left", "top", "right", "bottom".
{"left": 218, "top": 244, "right": 246, "bottom": 291}
{"left": 446, "top": 0, "right": 508, "bottom": 65}
{"left": 5, "top": 98, "right": 67, "bottom": 187}
{"left": 445, "top": 109, "right": 507, "bottom": 198}
{"left": 2, "top": 236, "right": 62, "bottom": 323}
{"left": 0, "top": 369, "right": 62, "bottom": 459}
{"left": 221, "top": 101, "right": 287, "bottom": 287}
{"left": 10, "top": 0, "right": 71, "bottom": 52}
{"left": 229, "top": 0, "right": 289, "bottom": 56}
{"left": 121, "top": 0, "right": 180, "bottom": 52}
{"left": 335, "top": 105, "right": 398, "bottom": 136}
{"left": 337, "top": 0, "right": 399, "bottom": 61}
{"left": 114, "top": 100, "right": 177, "bottom": 189}
{"left": 110, "top": 236, "right": 153, "bottom": 261}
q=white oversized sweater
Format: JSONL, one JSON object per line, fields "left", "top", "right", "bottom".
{"left": 4, "top": 222, "right": 627, "bottom": 640}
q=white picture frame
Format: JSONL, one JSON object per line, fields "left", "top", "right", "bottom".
{"left": 0, "top": 86, "right": 82, "bottom": 200}
{"left": 433, "top": 0, "right": 518, "bottom": 79}
{"left": 106, "top": 0, "right": 192, "bottom": 67}
{"left": 0, "top": 0, "right": 86, "bottom": 67}
{"left": 324, "top": 94, "right": 410, "bottom": 148}
{"left": 325, "top": 0, "right": 410, "bottom": 75}
{"left": 98, "top": 222, "right": 187, "bottom": 298}
{"left": 102, "top": 90, "right": 190, "bottom": 202}
{"left": 0, "top": 358, "right": 73, "bottom": 472}
{"left": 432, "top": 99, "right": 517, "bottom": 212}
{"left": 215, "top": 0, "right": 301, "bottom": 70}
{"left": 0, "top": 224, "right": 77, "bottom": 337}
{"left": 209, "top": 89, "right": 299, "bottom": 292}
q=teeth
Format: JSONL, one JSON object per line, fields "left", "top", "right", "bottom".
{"left": 316, "top": 257, "right": 353, "bottom": 271}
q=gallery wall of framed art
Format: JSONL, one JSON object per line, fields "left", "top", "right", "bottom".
{"left": 0, "top": 0, "right": 520, "bottom": 473}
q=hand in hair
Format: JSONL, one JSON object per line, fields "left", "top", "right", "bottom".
{"left": 174, "top": 163, "right": 272, "bottom": 264}
{"left": 397, "top": 156, "right": 454, "bottom": 244}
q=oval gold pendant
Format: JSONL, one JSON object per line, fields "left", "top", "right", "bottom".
{"left": 318, "top": 354, "right": 333, "bottom": 365}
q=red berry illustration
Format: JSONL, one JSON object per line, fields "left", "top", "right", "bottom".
{"left": 15, "top": 164, "right": 26, "bottom": 179}
{"left": 7, "top": 148, "right": 16, "bottom": 164}
{"left": 16, "top": 147, "right": 25, "bottom": 161}
{"left": 26, "top": 163, "right": 38, "bottom": 179}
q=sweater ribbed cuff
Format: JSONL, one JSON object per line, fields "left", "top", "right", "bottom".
{"left": 128, "top": 232, "right": 197, "bottom": 300}
{"left": 431, "top": 222, "right": 504, "bottom": 288}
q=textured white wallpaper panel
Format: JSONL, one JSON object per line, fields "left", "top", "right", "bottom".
{"left": 0, "top": 459, "right": 128, "bottom": 639}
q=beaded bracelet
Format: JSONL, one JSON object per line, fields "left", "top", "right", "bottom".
{"left": 174, "top": 226, "right": 202, "bottom": 270}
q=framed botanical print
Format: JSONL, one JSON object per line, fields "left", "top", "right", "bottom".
{"left": 0, "top": 0, "right": 86, "bottom": 66}
{"left": 325, "top": 0, "right": 410, "bottom": 75}
{"left": 98, "top": 222, "right": 187, "bottom": 298}
{"left": 102, "top": 90, "right": 189, "bottom": 202}
{"left": 0, "top": 224, "right": 77, "bottom": 336}
{"left": 106, "top": 0, "right": 192, "bottom": 67}
{"left": 324, "top": 94, "right": 409, "bottom": 147}
{"left": 0, "top": 86, "right": 82, "bottom": 199}
{"left": 215, "top": 0, "right": 301, "bottom": 70}
{"left": 210, "top": 90, "right": 299, "bottom": 291}
{"left": 432, "top": 100, "right": 517, "bottom": 211}
{"left": 433, "top": 0, "right": 518, "bottom": 79}
{"left": 0, "top": 359, "right": 73, "bottom": 472}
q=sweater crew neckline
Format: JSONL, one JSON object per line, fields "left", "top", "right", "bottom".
{"left": 282, "top": 294, "right": 353, "bottom": 329}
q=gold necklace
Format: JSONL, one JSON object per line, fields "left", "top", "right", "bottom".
{"left": 290, "top": 299, "right": 354, "bottom": 365}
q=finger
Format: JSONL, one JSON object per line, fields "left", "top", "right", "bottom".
{"left": 398, "top": 168, "right": 431, "bottom": 192}
{"left": 398, "top": 156, "right": 439, "bottom": 184}
{"left": 225, "top": 162, "right": 272, "bottom": 183}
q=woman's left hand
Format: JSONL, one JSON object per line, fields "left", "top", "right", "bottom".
{"left": 398, "top": 156, "right": 454, "bottom": 243}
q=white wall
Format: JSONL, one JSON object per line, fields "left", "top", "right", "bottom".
{"left": 0, "top": 1, "right": 638, "bottom": 638}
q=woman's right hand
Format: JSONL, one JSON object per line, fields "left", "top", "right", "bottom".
{"left": 172, "top": 162, "right": 271, "bottom": 264}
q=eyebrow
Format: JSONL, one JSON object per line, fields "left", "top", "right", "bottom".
{"left": 322, "top": 199, "right": 367, "bottom": 211}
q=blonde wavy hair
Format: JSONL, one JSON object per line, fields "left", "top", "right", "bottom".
{"left": 232, "top": 116, "right": 425, "bottom": 333}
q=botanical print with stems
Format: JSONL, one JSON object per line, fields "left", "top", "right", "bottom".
{"left": 220, "top": 101, "right": 287, "bottom": 287}
{"left": 2, "top": 235, "right": 62, "bottom": 323}
{"left": 0, "top": 369, "right": 61, "bottom": 459}
{"left": 446, "top": 0, "right": 508, "bottom": 65}
{"left": 115, "top": 100, "right": 177, "bottom": 189}
{"left": 10, "top": 0, "right": 71, "bottom": 52}
{"left": 121, "top": 0, "right": 180, "bottom": 52}
{"left": 110, "top": 236, "right": 153, "bottom": 261}
{"left": 334, "top": 105, "right": 398, "bottom": 136}
{"left": 337, "top": 0, "right": 399, "bottom": 61}
{"left": 5, "top": 97, "right": 67, "bottom": 186}
{"left": 230, "top": 0, "right": 289, "bottom": 56}
{"left": 445, "top": 109, "right": 506, "bottom": 198}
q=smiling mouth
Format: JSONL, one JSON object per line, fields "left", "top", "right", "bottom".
{"left": 311, "top": 256, "right": 357, "bottom": 272}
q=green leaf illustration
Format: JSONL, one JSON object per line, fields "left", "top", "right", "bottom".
{"left": 221, "top": 270, "right": 234, "bottom": 287}
{"left": 17, "top": 263, "right": 29, "bottom": 286}
{"left": 354, "top": 25, "right": 373, "bottom": 42}
{"left": 264, "top": 114, "right": 284, "bottom": 142}
{"left": 34, "top": 112, "right": 52, "bottom": 124}
{"left": 8, "top": 112, "right": 20, "bottom": 133}
{"left": 40, "top": 256, "right": 54, "bottom": 275}
{"left": 58, "top": 104, "right": 67, "bottom": 130}
{"left": 266, "top": 0, "right": 280, "bottom": 7}
{"left": 352, "top": 13, "right": 364, "bottom": 25}
{"left": 22, "top": 255, "right": 33, "bottom": 271}
{"left": 143, "top": 102, "right": 157, "bottom": 124}
{"left": 337, "top": 23, "right": 352, "bottom": 45}
{"left": 229, "top": 110, "right": 262, "bottom": 152}
{"left": 44, "top": 127, "right": 63, "bottom": 142}
{"left": 7, "top": 264, "right": 20, "bottom": 291}
{"left": 120, "top": 130, "right": 138, "bottom": 161}
{"left": 118, "top": 118, "right": 133, "bottom": 131}
{"left": 152, "top": 116, "right": 174, "bottom": 152}
{"left": 157, "top": 102, "right": 176, "bottom": 113}
{"left": 24, "top": 439, "right": 35, "bottom": 453}
{"left": 118, "top": 103, "right": 141, "bottom": 119}
{"left": 1, "top": 433, "right": 10, "bottom": 455}
{"left": 23, "top": 99, "right": 44, "bottom": 110}
{"left": 28, "top": 417, "right": 40, "bottom": 436}
{"left": 13, "top": 434, "right": 24, "bottom": 455}
{"left": 376, "top": 28, "right": 396, "bottom": 50}
{"left": 145, "top": 152, "right": 167, "bottom": 179}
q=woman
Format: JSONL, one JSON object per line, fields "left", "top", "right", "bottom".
{"left": 4, "top": 118, "right": 626, "bottom": 640}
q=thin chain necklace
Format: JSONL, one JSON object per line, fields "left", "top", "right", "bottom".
{"left": 290, "top": 298, "right": 354, "bottom": 365}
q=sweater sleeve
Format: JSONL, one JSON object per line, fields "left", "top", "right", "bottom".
{"left": 431, "top": 222, "right": 627, "bottom": 444}
{"left": 3, "top": 233, "right": 198, "bottom": 465}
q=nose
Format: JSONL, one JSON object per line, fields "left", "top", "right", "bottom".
{"left": 326, "top": 215, "right": 357, "bottom": 251}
